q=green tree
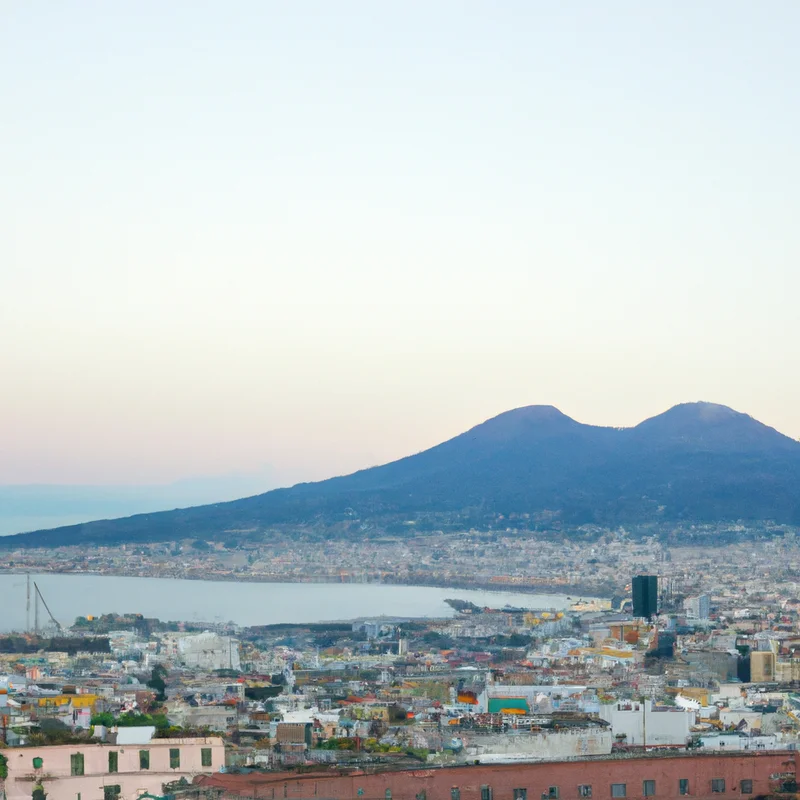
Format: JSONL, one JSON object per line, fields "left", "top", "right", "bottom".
{"left": 147, "top": 665, "right": 168, "bottom": 703}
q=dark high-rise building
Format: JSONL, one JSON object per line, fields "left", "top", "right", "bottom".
{"left": 632, "top": 574, "right": 658, "bottom": 619}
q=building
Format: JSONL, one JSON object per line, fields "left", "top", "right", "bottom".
{"left": 177, "top": 632, "right": 241, "bottom": 671}
{"left": 0, "top": 737, "right": 224, "bottom": 800}
{"left": 681, "top": 649, "right": 738, "bottom": 682}
{"left": 633, "top": 575, "right": 658, "bottom": 619}
{"left": 750, "top": 650, "right": 776, "bottom": 683}
{"left": 684, "top": 595, "right": 711, "bottom": 619}
{"left": 456, "top": 726, "right": 613, "bottom": 761}
{"left": 598, "top": 700, "right": 692, "bottom": 747}
{"left": 197, "top": 750, "right": 797, "bottom": 800}
{"left": 165, "top": 700, "right": 238, "bottom": 731}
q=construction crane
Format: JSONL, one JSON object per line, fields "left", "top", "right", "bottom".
{"left": 33, "top": 582, "right": 62, "bottom": 633}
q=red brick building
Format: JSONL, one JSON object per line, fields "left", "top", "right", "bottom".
{"left": 198, "top": 751, "right": 797, "bottom": 800}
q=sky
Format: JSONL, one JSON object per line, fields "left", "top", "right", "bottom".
{"left": 2, "top": 1, "right": 799, "bottom": 489}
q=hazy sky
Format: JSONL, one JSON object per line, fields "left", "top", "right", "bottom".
{"left": 2, "top": 1, "right": 799, "bottom": 487}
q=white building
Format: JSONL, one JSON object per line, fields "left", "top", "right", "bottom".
{"left": 698, "top": 733, "right": 780, "bottom": 751}
{"left": 599, "top": 700, "right": 693, "bottom": 747}
{"left": 173, "top": 632, "right": 241, "bottom": 671}
{"left": 684, "top": 595, "right": 711, "bottom": 619}
{"left": 457, "top": 727, "right": 613, "bottom": 762}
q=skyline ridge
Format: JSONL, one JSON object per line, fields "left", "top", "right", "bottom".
{"left": 3, "top": 398, "right": 800, "bottom": 547}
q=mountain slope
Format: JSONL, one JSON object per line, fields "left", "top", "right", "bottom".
{"left": 4, "top": 402, "right": 800, "bottom": 548}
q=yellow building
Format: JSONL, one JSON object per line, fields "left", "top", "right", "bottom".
{"left": 750, "top": 651, "right": 776, "bottom": 683}
{"left": 776, "top": 656, "right": 800, "bottom": 683}
{"left": 36, "top": 694, "right": 102, "bottom": 711}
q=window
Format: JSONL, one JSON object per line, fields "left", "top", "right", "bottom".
{"left": 451, "top": 789, "right": 461, "bottom": 800}
{"left": 201, "top": 748, "right": 213, "bottom": 768}
{"left": 578, "top": 787, "right": 592, "bottom": 798}
{"left": 416, "top": 793, "right": 426, "bottom": 800}
{"left": 385, "top": 791, "right": 392, "bottom": 800}
{"left": 139, "top": 750, "right": 150, "bottom": 770}
{"left": 712, "top": 780, "right": 726, "bottom": 794}
{"left": 548, "top": 789, "right": 559, "bottom": 800}
{"left": 170, "top": 748, "right": 181, "bottom": 769}
{"left": 103, "top": 786, "right": 121, "bottom": 800}
{"left": 32, "top": 757, "right": 43, "bottom": 770}
{"left": 679, "top": 781, "right": 689, "bottom": 796}
{"left": 514, "top": 790, "right": 527, "bottom": 800}
{"left": 611, "top": 785, "right": 626, "bottom": 798}
{"left": 108, "top": 751, "right": 118, "bottom": 774}
{"left": 740, "top": 782, "right": 752, "bottom": 795}
{"left": 481, "top": 786, "right": 493, "bottom": 800}
{"left": 70, "top": 753, "right": 84, "bottom": 777}
{"left": 643, "top": 781, "right": 656, "bottom": 797}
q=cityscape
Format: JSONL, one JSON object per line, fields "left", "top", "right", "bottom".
{"left": 3, "top": 525, "right": 800, "bottom": 800}
{"left": 4, "top": 2, "right": 800, "bottom": 800}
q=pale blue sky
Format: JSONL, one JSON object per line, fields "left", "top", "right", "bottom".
{"left": 2, "top": 1, "right": 799, "bottom": 486}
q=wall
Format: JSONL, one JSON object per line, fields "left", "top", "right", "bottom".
{"left": 718, "top": 711, "right": 762, "bottom": 731}
{"left": 168, "top": 704, "right": 237, "bottom": 730}
{"left": 698, "top": 734, "right": 779, "bottom": 751}
{"left": 599, "top": 702, "right": 692, "bottom": 747}
{"left": 198, "top": 751, "right": 797, "bottom": 800}
{"left": 1, "top": 737, "right": 225, "bottom": 800}
{"left": 459, "top": 729, "right": 612, "bottom": 761}
{"left": 178, "top": 633, "right": 241, "bottom": 671}
{"left": 750, "top": 652, "right": 776, "bottom": 683}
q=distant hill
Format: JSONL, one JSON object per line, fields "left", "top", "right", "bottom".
{"left": 4, "top": 402, "right": 800, "bottom": 548}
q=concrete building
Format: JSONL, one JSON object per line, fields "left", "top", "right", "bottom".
{"left": 598, "top": 700, "right": 693, "bottom": 747}
{"left": 682, "top": 650, "right": 739, "bottom": 682}
{"left": 484, "top": 684, "right": 587, "bottom": 715}
{"left": 177, "top": 632, "right": 241, "bottom": 671}
{"left": 684, "top": 594, "right": 711, "bottom": 619}
{"left": 776, "top": 653, "right": 800, "bottom": 683}
{"left": 1, "top": 737, "right": 224, "bottom": 800}
{"left": 198, "top": 750, "right": 797, "bottom": 800}
{"left": 457, "top": 727, "right": 613, "bottom": 761}
{"left": 698, "top": 733, "right": 779, "bottom": 751}
{"left": 750, "top": 651, "right": 776, "bottom": 683}
{"left": 165, "top": 700, "right": 238, "bottom": 731}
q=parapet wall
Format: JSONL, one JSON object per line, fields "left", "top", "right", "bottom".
{"left": 199, "top": 750, "right": 797, "bottom": 800}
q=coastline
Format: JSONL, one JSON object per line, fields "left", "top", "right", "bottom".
{"left": 0, "top": 566, "right": 613, "bottom": 600}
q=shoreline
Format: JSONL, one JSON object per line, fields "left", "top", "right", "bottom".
{"left": 0, "top": 567, "right": 613, "bottom": 600}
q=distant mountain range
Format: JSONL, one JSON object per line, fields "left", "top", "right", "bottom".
{"left": 4, "top": 402, "right": 800, "bottom": 549}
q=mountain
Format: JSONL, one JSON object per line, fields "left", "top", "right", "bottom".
{"left": 3, "top": 402, "right": 800, "bottom": 548}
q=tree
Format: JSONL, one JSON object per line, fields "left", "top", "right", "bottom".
{"left": 147, "top": 664, "right": 168, "bottom": 703}
{"left": 388, "top": 704, "right": 409, "bottom": 723}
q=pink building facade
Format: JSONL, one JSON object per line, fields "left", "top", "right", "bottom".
{"left": 1, "top": 737, "right": 225, "bottom": 800}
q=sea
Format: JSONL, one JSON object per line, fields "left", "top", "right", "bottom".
{"left": 0, "top": 572, "right": 582, "bottom": 633}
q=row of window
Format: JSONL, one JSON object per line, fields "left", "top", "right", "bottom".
{"left": 68, "top": 748, "right": 212, "bottom": 776}
{"left": 446, "top": 780, "right": 755, "bottom": 800}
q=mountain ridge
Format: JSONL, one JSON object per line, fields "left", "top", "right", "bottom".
{"left": 3, "top": 401, "right": 800, "bottom": 548}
